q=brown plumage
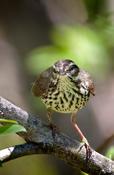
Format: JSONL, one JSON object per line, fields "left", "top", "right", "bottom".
{"left": 32, "top": 67, "right": 53, "bottom": 97}
{"left": 32, "top": 59, "right": 95, "bottom": 145}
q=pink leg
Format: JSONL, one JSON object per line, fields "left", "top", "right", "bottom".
{"left": 71, "top": 112, "right": 89, "bottom": 145}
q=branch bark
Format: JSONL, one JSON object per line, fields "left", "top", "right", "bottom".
{"left": 0, "top": 96, "right": 114, "bottom": 175}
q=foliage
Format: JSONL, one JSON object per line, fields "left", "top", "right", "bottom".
{"left": 0, "top": 118, "right": 26, "bottom": 136}
{"left": 106, "top": 146, "right": 114, "bottom": 160}
{"left": 84, "top": 0, "right": 105, "bottom": 21}
{"left": 26, "top": 23, "right": 113, "bottom": 79}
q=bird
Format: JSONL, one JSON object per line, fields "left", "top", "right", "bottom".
{"left": 32, "top": 59, "right": 95, "bottom": 146}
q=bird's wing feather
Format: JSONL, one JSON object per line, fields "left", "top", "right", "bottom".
{"left": 32, "top": 67, "right": 53, "bottom": 97}
{"left": 75, "top": 69, "right": 95, "bottom": 96}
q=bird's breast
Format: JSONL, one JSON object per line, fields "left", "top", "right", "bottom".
{"left": 41, "top": 76, "right": 90, "bottom": 113}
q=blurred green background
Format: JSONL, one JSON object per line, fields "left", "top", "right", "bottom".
{"left": 0, "top": 0, "right": 114, "bottom": 174}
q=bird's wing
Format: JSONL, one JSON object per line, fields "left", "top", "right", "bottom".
{"left": 75, "top": 69, "right": 95, "bottom": 96}
{"left": 32, "top": 67, "right": 53, "bottom": 97}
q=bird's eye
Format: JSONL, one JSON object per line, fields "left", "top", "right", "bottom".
{"left": 68, "top": 64, "right": 79, "bottom": 76}
{"left": 53, "top": 67, "right": 58, "bottom": 73}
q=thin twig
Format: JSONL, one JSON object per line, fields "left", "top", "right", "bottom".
{"left": 0, "top": 142, "right": 51, "bottom": 163}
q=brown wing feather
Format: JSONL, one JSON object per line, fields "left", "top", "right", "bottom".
{"left": 32, "top": 67, "right": 53, "bottom": 97}
{"left": 76, "top": 69, "right": 95, "bottom": 96}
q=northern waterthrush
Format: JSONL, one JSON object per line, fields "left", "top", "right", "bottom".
{"left": 32, "top": 59, "right": 95, "bottom": 145}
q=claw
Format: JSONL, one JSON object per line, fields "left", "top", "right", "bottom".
{"left": 79, "top": 139, "right": 92, "bottom": 163}
{"left": 84, "top": 143, "right": 92, "bottom": 163}
{"left": 82, "top": 137, "right": 89, "bottom": 146}
{"left": 47, "top": 123, "right": 59, "bottom": 138}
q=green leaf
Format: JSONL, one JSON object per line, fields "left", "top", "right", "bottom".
{"left": 0, "top": 124, "right": 26, "bottom": 135}
{"left": 0, "top": 118, "right": 18, "bottom": 124}
{"left": 106, "top": 146, "right": 114, "bottom": 159}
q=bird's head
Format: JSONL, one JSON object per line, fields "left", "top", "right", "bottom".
{"left": 53, "top": 59, "right": 79, "bottom": 76}
{"left": 53, "top": 59, "right": 95, "bottom": 96}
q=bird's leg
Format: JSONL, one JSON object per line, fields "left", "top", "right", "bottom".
{"left": 47, "top": 109, "right": 52, "bottom": 124}
{"left": 47, "top": 110, "right": 59, "bottom": 136}
{"left": 71, "top": 112, "right": 92, "bottom": 161}
{"left": 71, "top": 112, "right": 89, "bottom": 145}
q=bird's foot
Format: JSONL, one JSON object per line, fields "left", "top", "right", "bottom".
{"left": 46, "top": 123, "right": 59, "bottom": 138}
{"left": 79, "top": 138, "right": 92, "bottom": 163}
{"left": 49, "top": 123, "right": 58, "bottom": 131}
{"left": 50, "top": 123, "right": 60, "bottom": 138}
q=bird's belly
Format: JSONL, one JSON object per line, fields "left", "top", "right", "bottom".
{"left": 42, "top": 90, "right": 89, "bottom": 113}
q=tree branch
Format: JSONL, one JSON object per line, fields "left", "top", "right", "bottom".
{"left": 0, "top": 142, "right": 52, "bottom": 163}
{"left": 0, "top": 96, "right": 114, "bottom": 175}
